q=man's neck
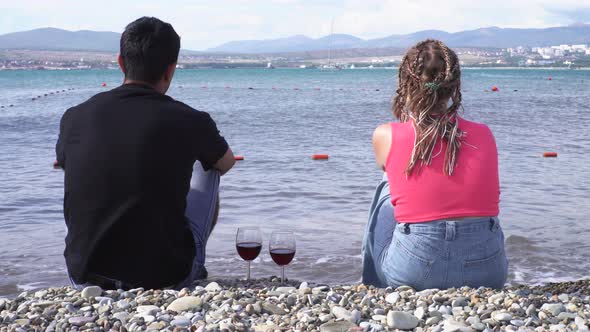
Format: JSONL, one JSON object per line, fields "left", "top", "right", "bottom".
{"left": 123, "top": 79, "right": 165, "bottom": 94}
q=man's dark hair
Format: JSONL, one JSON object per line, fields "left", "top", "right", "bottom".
{"left": 120, "top": 17, "right": 180, "bottom": 83}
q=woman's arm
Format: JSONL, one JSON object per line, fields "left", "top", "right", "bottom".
{"left": 372, "top": 123, "right": 392, "bottom": 171}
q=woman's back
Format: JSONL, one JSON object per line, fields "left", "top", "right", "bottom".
{"left": 364, "top": 39, "right": 508, "bottom": 290}
{"left": 386, "top": 117, "right": 500, "bottom": 223}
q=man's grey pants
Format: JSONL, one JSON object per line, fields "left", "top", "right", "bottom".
{"left": 175, "top": 163, "right": 220, "bottom": 288}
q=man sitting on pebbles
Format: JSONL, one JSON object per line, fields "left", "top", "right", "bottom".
{"left": 55, "top": 17, "right": 235, "bottom": 290}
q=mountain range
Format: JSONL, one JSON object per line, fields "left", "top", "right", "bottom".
{"left": 208, "top": 24, "right": 590, "bottom": 53}
{"left": 0, "top": 24, "right": 589, "bottom": 54}
{"left": 0, "top": 28, "right": 121, "bottom": 52}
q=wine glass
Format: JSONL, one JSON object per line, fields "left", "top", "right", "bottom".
{"left": 269, "top": 231, "right": 296, "bottom": 284}
{"left": 236, "top": 227, "right": 262, "bottom": 281}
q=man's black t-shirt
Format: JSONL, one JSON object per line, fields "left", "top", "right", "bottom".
{"left": 56, "top": 83, "right": 228, "bottom": 288}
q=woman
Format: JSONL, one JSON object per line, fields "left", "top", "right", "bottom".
{"left": 362, "top": 39, "right": 508, "bottom": 290}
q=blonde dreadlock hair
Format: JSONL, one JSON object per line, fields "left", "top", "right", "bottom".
{"left": 393, "top": 39, "right": 463, "bottom": 176}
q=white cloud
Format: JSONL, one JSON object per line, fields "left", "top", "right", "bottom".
{"left": 332, "top": 0, "right": 589, "bottom": 37}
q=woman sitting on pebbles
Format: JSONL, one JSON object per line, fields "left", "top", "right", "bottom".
{"left": 362, "top": 39, "right": 508, "bottom": 290}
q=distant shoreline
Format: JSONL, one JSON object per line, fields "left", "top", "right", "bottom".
{"left": 1, "top": 66, "right": 588, "bottom": 72}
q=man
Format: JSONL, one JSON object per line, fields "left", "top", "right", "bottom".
{"left": 56, "top": 17, "right": 235, "bottom": 290}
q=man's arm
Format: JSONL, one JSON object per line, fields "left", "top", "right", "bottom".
{"left": 193, "top": 112, "right": 234, "bottom": 175}
{"left": 55, "top": 109, "right": 70, "bottom": 169}
{"left": 213, "top": 147, "right": 235, "bottom": 176}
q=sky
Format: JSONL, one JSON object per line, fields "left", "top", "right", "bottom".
{"left": 1, "top": 0, "right": 589, "bottom": 50}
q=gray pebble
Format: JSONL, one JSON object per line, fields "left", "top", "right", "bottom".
{"left": 387, "top": 311, "right": 419, "bottom": 330}
{"left": 385, "top": 292, "right": 400, "bottom": 304}
{"left": 81, "top": 286, "right": 102, "bottom": 299}
{"left": 68, "top": 315, "right": 96, "bottom": 326}
{"left": 171, "top": 317, "right": 191, "bottom": 327}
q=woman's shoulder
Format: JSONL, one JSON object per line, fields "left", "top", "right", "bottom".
{"left": 372, "top": 123, "right": 392, "bottom": 145}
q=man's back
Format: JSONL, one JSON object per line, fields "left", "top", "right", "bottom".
{"left": 57, "top": 83, "right": 228, "bottom": 288}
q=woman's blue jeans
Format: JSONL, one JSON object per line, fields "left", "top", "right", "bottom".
{"left": 362, "top": 176, "right": 508, "bottom": 290}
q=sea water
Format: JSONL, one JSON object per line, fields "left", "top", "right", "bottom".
{"left": 0, "top": 68, "right": 589, "bottom": 296}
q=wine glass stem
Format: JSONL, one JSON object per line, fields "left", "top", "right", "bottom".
{"left": 247, "top": 261, "right": 251, "bottom": 281}
{"left": 281, "top": 266, "right": 285, "bottom": 284}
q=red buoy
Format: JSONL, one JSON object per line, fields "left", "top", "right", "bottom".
{"left": 312, "top": 154, "right": 329, "bottom": 160}
{"left": 101, "top": 83, "right": 107, "bottom": 87}
{"left": 491, "top": 86, "right": 499, "bottom": 92}
{"left": 548, "top": 77, "right": 552, "bottom": 81}
{"left": 234, "top": 155, "right": 244, "bottom": 161}
{"left": 543, "top": 152, "right": 558, "bottom": 158}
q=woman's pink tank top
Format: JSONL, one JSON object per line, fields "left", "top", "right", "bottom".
{"left": 385, "top": 117, "right": 500, "bottom": 223}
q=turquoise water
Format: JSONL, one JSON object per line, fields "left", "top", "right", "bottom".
{"left": 1, "top": 68, "right": 589, "bottom": 296}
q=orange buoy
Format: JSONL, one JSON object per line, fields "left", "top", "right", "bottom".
{"left": 234, "top": 155, "right": 244, "bottom": 161}
{"left": 101, "top": 83, "right": 107, "bottom": 87}
{"left": 312, "top": 154, "right": 329, "bottom": 160}
{"left": 491, "top": 86, "right": 499, "bottom": 92}
{"left": 543, "top": 152, "right": 558, "bottom": 158}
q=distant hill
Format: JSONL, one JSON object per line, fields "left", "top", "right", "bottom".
{"left": 0, "top": 28, "right": 121, "bottom": 52}
{"left": 439, "top": 25, "right": 590, "bottom": 48}
{"left": 209, "top": 24, "right": 590, "bottom": 53}
{"left": 1, "top": 24, "right": 589, "bottom": 54}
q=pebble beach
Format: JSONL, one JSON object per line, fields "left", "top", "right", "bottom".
{"left": 1, "top": 278, "right": 589, "bottom": 332}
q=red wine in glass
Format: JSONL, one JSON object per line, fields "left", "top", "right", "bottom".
{"left": 269, "top": 231, "right": 296, "bottom": 283}
{"left": 236, "top": 242, "right": 262, "bottom": 261}
{"left": 236, "top": 227, "right": 262, "bottom": 281}
{"left": 270, "top": 248, "right": 295, "bottom": 266}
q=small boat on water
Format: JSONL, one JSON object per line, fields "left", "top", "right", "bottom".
{"left": 319, "top": 18, "right": 343, "bottom": 71}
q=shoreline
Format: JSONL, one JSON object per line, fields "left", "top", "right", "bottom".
{"left": 1, "top": 66, "right": 589, "bottom": 72}
{"left": 0, "top": 278, "right": 588, "bottom": 331}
